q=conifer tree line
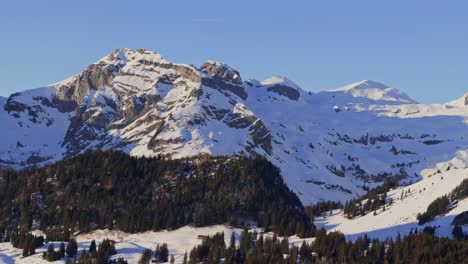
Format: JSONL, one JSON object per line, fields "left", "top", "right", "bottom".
{"left": 304, "top": 201, "right": 343, "bottom": 220}
{"left": 138, "top": 243, "right": 170, "bottom": 263}
{"left": 0, "top": 150, "right": 315, "bottom": 240}
{"left": 37, "top": 237, "right": 124, "bottom": 263}
{"left": 76, "top": 239, "right": 124, "bottom": 264}
{"left": 417, "top": 178, "right": 468, "bottom": 225}
{"left": 41, "top": 238, "right": 78, "bottom": 262}
{"left": 343, "top": 181, "right": 397, "bottom": 219}
{"left": 9, "top": 231, "right": 44, "bottom": 257}
{"left": 187, "top": 231, "right": 292, "bottom": 264}
{"left": 183, "top": 228, "right": 468, "bottom": 264}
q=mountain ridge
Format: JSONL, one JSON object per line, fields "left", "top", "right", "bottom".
{"left": 329, "top": 79, "right": 418, "bottom": 104}
{"left": 1, "top": 48, "right": 467, "bottom": 205}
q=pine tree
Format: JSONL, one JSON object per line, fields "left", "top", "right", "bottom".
{"left": 66, "top": 238, "right": 78, "bottom": 257}
{"left": 89, "top": 239, "right": 97, "bottom": 254}
{"left": 28, "top": 239, "right": 36, "bottom": 256}
{"left": 158, "top": 243, "right": 169, "bottom": 262}
{"left": 229, "top": 232, "right": 236, "bottom": 249}
{"left": 46, "top": 243, "right": 60, "bottom": 261}
{"left": 77, "top": 249, "right": 89, "bottom": 263}
{"left": 280, "top": 237, "right": 289, "bottom": 254}
{"left": 96, "top": 239, "right": 117, "bottom": 263}
{"left": 289, "top": 245, "right": 298, "bottom": 264}
{"left": 139, "top": 248, "right": 152, "bottom": 264}
{"left": 58, "top": 242, "right": 66, "bottom": 258}
{"left": 452, "top": 225, "right": 465, "bottom": 240}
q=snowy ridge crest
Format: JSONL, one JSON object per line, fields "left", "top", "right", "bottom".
{"left": 329, "top": 80, "right": 417, "bottom": 104}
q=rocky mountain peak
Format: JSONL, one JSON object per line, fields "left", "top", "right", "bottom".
{"left": 260, "top": 76, "right": 301, "bottom": 90}
{"left": 200, "top": 60, "right": 242, "bottom": 85}
{"left": 101, "top": 48, "right": 167, "bottom": 66}
{"left": 259, "top": 76, "right": 302, "bottom": 101}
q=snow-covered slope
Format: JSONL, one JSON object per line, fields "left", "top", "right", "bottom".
{"left": 329, "top": 80, "right": 417, "bottom": 104}
{"left": 316, "top": 150, "right": 468, "bottom": 240}
{"left": 0, "top": 225, "right": 313, "bottom": 264}
{"left": 448, "top": 93, "right": 468, "bottom": 108}
{"left": 0, "top": 88, "right": 72, "bottom": 168}
{"left": 0, "top": 48, "right": 467, "bottom": 205}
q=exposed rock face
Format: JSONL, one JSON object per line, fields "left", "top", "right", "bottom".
{"left": 4, "top": 93, "right": 28, "bottom": 114}
{"left": 267, "top": 84, "right": 300, "bottom": 101}
{"left": 200, "top": 61, "right": 242, "bottom": 85}
{"left": 249, "top": 119, "right": 272, "bottom": 155}
{"left": 4, "top": 92, "right": 57, "bottom": 124}
{"left": 201, "top": 77, "right": 248, "bottom": 100}
{"left": 224, "top": 112, "right": 272, "bottom": 155}
{"left": 52, "top": 49, "right": 267, "bottom": 159}
{"left": 465, "top": 94, "right": 468, "bottom": 106}
{"left": 56, "top": 63, "right": 116, "bottom": 104}
{"left": 200, "top": 61, "right": 247, "bottom": 100}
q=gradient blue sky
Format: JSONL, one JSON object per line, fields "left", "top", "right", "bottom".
{"left": 0, "top": 0, "right": 466, "bottom": 103}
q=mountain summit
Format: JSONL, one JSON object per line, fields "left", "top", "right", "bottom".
{"left": 1, "top": 48, "right": 467, "bottom": 203}
{"left": 329, "top": 80, "right": 417, "bottom": 104}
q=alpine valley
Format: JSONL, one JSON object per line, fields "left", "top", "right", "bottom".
{"left": 1, "top": 48, "right": 468, "bottom": 263}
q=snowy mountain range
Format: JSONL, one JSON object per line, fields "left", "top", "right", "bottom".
{"left": 1, "top": 48, "right": 467, "bottom": 204}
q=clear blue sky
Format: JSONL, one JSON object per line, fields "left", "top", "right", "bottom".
{"left": 0, "top": 0, "right": 466, "bottom": 103}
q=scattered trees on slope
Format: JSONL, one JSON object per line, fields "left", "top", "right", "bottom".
{"left": 417, "top": 178, "right": 468, "bottom": 225}
{"left": 343, "top": 181, "right": 397, "bottom": 219}
{"left": 304, "top": 200, "right": 343, "bottom": 220}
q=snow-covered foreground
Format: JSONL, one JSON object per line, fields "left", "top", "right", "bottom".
{"left": 0, "top": 225, "right": 314, "bottom": 264}
{"left": 315, "top": 153, "right": 468, "bottom": 241}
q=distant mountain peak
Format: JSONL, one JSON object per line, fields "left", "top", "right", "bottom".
{"left": 330, "top": 80, "right": 417, "bottom": 104}
{"left": 200, "top": 60, "right": 242, "bottom": 84}
{"left": 100, "top": 48, "right": 167, "bottom": 65}
{"left": 260, "top": 76, "right": 301, "bottom": 90}
{"left": 335, "top": 80, "right": 390, "bottom": 91}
